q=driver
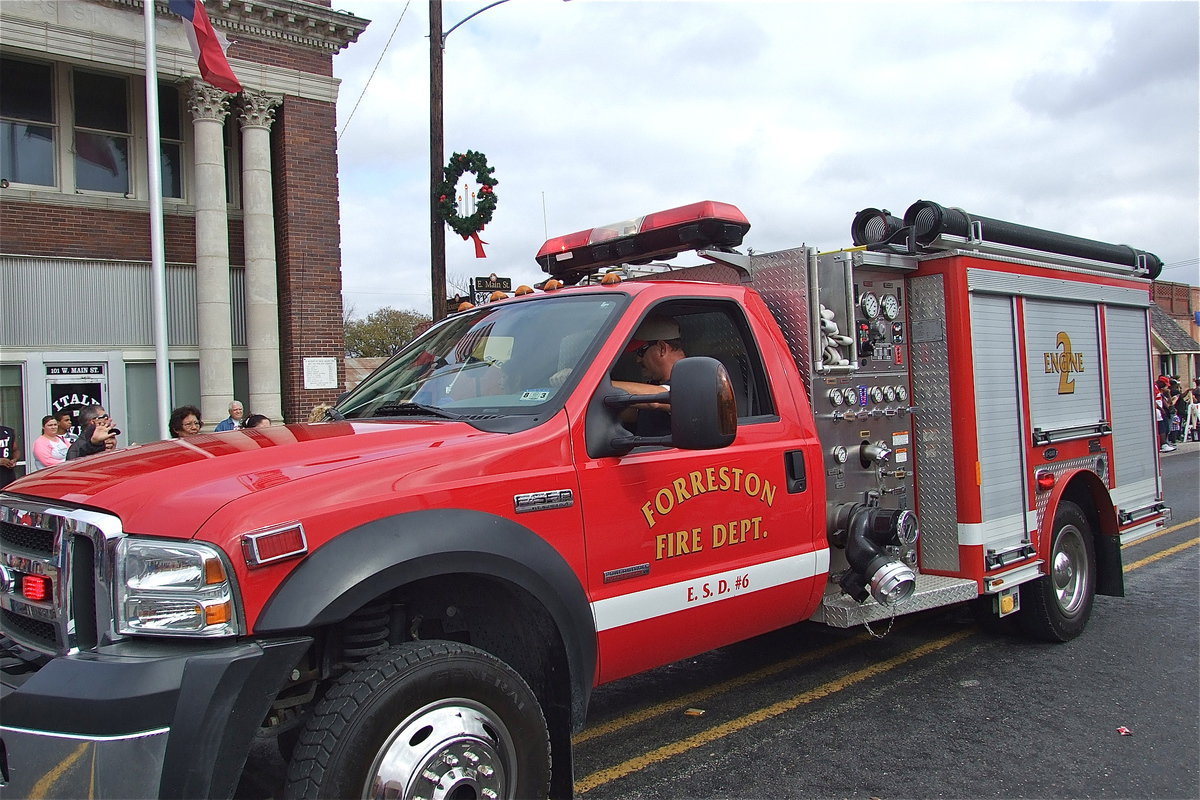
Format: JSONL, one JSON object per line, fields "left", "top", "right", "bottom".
{"left": 612, "top": 315, "right": 687, "bottom": 435}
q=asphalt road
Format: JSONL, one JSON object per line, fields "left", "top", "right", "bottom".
{"left": 573, "top": 445, "right": 1199, "bottom": 799}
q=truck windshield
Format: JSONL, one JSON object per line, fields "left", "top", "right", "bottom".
{"left": 337, "top": 294, "right": 626, "bottom": 421}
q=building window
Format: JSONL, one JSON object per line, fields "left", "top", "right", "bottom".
{"left": 223, "top": 115, "right": 240, "bottom": 206}
{"left": 159, "top": 83, "right": 184, "bottom": 199}
{"left": 73, "top": 70, "right": 131, "bottom": 194}
{"left": 0, "top": 57, "right": 57, "bottom": 187}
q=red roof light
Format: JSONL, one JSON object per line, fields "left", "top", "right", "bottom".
{"left": 536, "top": 201, "right": 750, "bottom": 281}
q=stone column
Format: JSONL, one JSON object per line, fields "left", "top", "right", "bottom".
{"left": 239, "top": 91, "right": 283, "bottom": 423}
{"left": 186, "top": 80, "right": 235, "bottom": 430}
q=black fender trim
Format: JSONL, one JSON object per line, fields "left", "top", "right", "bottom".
{"left": 255, "top": 508, "right": 597, "bottom": 725}
{"left": 0, "top": 635, "right": 310, "bottom": 799}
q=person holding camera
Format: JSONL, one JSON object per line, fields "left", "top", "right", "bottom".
{"left": 65, "top": 405, "right": 119, "bottom": 460}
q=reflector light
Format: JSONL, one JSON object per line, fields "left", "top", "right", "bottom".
{"left": 535, "top": 201, "right": 751, "bottom": 280}
{"left": 242, "top": 524, "right": 308, "bottom": 567}
{"left": 204, "top": 556, "right": 227, "bottom": 585}
{"left": 1036, "top": 470, "right": 1056, "bottom": 491}
{"left": 205, "top": 601, "right": 232, "bottom": 625}
{"left": 23, "top": 574, "right": 50, "bottom": 602}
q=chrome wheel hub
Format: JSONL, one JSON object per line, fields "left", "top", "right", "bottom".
{"left": 367, "top": 699, "right": 515, "bottom": 800}
{"left": 1052, "top": 526, "right": 1087, "bottom": 615}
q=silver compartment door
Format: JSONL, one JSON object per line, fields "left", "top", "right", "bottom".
{"left": 1104, "top": 305, "right": 1160, "bottom": 511}
{"left": 1022, "top": 299, "right": 1104, "bottom": 435}
{"left": 970, "top": 293, "right": 1030, "bottom": 555}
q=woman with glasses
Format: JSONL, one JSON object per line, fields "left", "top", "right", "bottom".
{"left": 169, "top": 405, "right": 203, "bottom": 438}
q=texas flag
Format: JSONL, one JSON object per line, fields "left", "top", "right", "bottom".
{"left": 169, "top": 0, "right": 242, "bottom": 93}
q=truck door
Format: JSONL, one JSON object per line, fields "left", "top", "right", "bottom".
{"left": 576, "top": 298, "right": 825, "bottom": 683}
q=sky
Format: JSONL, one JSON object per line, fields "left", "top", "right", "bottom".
{"left": 331, "top": 0, "right": 1200, "bottom": 319}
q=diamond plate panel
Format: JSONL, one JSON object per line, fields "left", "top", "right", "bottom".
{"left": 1034, "top": 454, "right": 1110, "bottom": 531}
{"left": 814, "top": 573, "right": 979, "bottom": 628}
{"left": 908, "top": 274, "right": 960, "bottom": 572}
{"left": 746, "top": 248, "right": 814, "bottom": 396}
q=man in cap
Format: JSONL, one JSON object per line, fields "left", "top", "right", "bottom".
{"left": 612, "top": 315, "right": 687, "bottom": 435}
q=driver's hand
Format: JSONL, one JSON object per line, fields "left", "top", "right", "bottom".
{"left": 548, "top": 368, "right": 571, "bottom": 388}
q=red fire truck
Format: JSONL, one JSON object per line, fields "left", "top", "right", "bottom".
{"left": 0, "top": 200, "right": 1169, "bottom": 799}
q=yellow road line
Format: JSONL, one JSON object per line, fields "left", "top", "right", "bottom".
{"left": 1124, "top": 536, "right": 1200, "bottom": 572}
{"left": 574, "top": 628, "right": 974, "bottom": 794}
{"left": 1122, "top": 516, "right": 1200, "bottom": 548}
{"left": 29, "top": 742, "right": 89, "bottom": 800}
{"left": 574, "top": 633, "right": 869, "bottom": 745}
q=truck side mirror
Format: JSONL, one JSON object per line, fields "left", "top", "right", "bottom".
{"left": 668, "top": 357, "right": 738, "bottom": 450}
{"left": 587, "top": 357, "right": 738, "bottom": 458}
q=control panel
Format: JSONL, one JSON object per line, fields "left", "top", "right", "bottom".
{"left": 811, "top": 252, "right": 917, "bottom": 508}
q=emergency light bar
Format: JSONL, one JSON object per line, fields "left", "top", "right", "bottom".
{"left": 536, "top": 201, "right": 751, "bottom": 281}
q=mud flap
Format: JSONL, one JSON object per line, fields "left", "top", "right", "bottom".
{"left": 1095, "top": 533, "right": 1125, "bottom": 597}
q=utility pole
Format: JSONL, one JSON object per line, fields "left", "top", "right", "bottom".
{"left": 429, "top": 0, "right": 447, "bottom": 321}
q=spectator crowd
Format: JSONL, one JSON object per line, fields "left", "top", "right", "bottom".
{"left": 1, "top": 398, "right": 286, "bottom": 483}
{"left": 1155, "top": 374, "right": 1199, "bottom": 452}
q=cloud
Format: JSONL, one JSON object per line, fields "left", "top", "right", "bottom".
{"left": 334, "top": 0, "right": 1199, "bottom": 316}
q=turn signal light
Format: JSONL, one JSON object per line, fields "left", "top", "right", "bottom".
{"left": 1036, "top": 470, "right": 1056, "bottom": 491}
{"left": 23, "top": 574, "right": 50, "bottom": 602}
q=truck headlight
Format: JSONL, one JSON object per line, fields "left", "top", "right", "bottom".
{"left": 115, "top": 539, "right": 240, "bottom": 637}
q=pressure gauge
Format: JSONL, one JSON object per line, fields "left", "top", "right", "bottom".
{"left": 843, "top": 387, "right": 860, "bottom": 406}
{"left": 831, "top": 445, "right": 849, "bottom": 464}
{"left": 896, "top": 386, "right": 909, "bottom": 402}
{"left": 828, "top": 389, "right": 845, "bottom": 407}
{"left": 869, "top": 386, "right": 885, "bottom": 404}
{"left": 881, "top": 293, "right": 900, "bottom": 320}
{"left": 894, "top": 510, "right": 920, "bottom": 545}
{"left": 860, "top": 291, "right": 881, "bottom": 320}
{"left": 884, "top": 385, "right": 897, "bottom": 402}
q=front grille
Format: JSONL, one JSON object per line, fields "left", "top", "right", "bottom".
{"left": 1, "top": 608, "right": 56, "bottom": 649}
{"left": 0, "top": 497, "right": 123, "bottom": 658}
{"left": 1, "top": 520, "right": 54, "bottom": 555}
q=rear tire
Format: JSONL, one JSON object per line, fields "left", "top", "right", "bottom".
{"left": 285, "top": 640, "right": 550, "bottom": 800}
{"left": 1019, "top": 500, "right": 1096, "bottom": 642}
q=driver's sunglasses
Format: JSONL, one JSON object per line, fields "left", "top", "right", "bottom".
{"left": 634, "top": 342, "right": 654, "bottom": 358}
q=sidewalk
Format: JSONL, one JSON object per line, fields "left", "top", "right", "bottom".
{"left": 1160, "top": 437, "right": 1200, "bottom": 457}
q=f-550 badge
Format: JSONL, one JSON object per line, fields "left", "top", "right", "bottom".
{"left": 514, "top": 489, "right": 575, "bottom": 514}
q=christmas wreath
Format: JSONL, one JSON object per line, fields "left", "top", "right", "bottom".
{"left": 436, "top": 150, "right": 498, "bottom": 238}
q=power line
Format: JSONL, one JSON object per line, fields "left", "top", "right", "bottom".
{"left": 338, "top": 0, "right": 412, "bottom": 142}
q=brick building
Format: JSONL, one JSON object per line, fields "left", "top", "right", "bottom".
{"left": 1150, "top": 280, "right": 1200, "bottom": 385}
{"left": 0, "top": 0, "right": 368, "bottom": 461}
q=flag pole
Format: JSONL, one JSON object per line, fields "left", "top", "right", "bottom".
{"left": 144, "top": 0, "right": 172, "bottom": 440}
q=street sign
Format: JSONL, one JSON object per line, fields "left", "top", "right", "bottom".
{"left": 474, "top": 275, "right": 511, "bottom": 292}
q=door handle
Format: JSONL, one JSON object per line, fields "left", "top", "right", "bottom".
{"left": 785, "top": 449, "right": 807, "bottom": 493}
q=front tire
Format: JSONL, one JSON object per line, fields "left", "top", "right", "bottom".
{"left": 285, "top": 641, "right": 550, "bottom": 800}
{"left": 1019, "top": 500, "right": 1096, "bottom": 642}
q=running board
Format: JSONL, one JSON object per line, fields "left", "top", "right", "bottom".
{"left": 812, "top": 574, "right": 980, "bottom": 629}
